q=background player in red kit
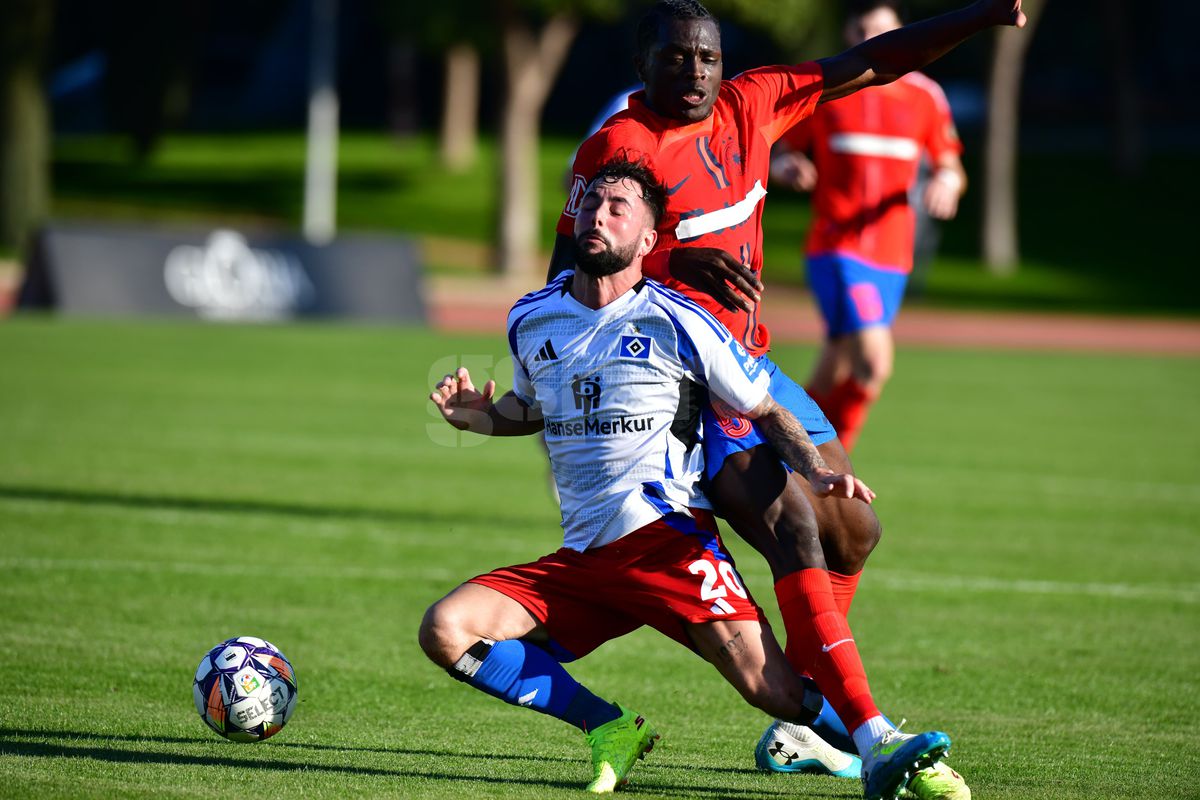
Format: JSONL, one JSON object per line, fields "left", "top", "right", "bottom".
{"left": 771, "top": 0, "right": 968, "bottom": 452}
{"left": 548, "top": 1, "right": 1023, "bottom": 796}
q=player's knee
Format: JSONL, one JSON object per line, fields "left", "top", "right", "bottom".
{"left": 855, "top": 351, "right": 892, "bottom": 389}
{"left": 838, "top": 512, "right": 883, "bottom": 573}
{"left": 773, "top": 492, "right": 825, "bottom": 568}
{"left": 776, "top": 516, "right": 824, "bottom": 567}
{"left": 418, "top": 600, "right": 471, "bottom": 668}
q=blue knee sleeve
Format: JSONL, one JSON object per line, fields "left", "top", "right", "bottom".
{"left": 460, "top": 639, "right": 578, "bottom": 716}
{"left": 452, "top": 639, "right": 618, "bottom": 730}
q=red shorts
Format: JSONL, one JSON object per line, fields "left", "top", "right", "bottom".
{"left": 468, "top": 510, "right": 765, "bottom": 661}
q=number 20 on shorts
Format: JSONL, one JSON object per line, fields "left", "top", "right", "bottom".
{"left": 688, "top": 559, "right": 748, "bottom": 614}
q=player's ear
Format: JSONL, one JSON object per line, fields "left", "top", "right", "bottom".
{"left": 638, "top": 227, "right": 658, "bottom": 257}
{"left": 634, "top": 53, "right": 647, "bottom": 84}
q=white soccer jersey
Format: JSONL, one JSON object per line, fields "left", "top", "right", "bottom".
{"left": 507, "top": 272, "right": 770, "bottom": 551}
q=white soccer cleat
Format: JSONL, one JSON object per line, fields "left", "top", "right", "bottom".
{"left": 754, "top": 719, "right": 863, "bottom": 778}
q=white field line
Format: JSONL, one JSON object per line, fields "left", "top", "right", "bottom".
{"left": 0, "top": 556, "right": 456, "bottom": 584}
{"left": 1, "top": 556, "right": 1197, "bottom": 603}
{"left": 869, "top": 570, "right": 1200, "bottom": 603}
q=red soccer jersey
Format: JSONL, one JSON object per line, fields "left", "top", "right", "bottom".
{"left": 558, "top": 64, "right": 824, "bottom": 356}
{"left": 780, "top": 71, "right": 962, "bottom": 273}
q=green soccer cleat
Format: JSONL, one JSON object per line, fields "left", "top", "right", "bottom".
{"left": 900, "top": 762, "right": 971, "bottom": 800}
{"left": 861, "top": 727, "right": 951, "bottom": 800}
{"left": 584, "top": 704, "right": 660, "bottom": 793}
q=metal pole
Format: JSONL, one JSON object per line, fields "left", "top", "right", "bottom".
{"left": 303, "top": 0, "right": 338, "bottom": 244}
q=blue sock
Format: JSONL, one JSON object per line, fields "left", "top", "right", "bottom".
{"left": 810, "top": 694, "right": 894, "bottom": 753}
{"left": 457, "top": 639, "right": 620, "bottom": 731}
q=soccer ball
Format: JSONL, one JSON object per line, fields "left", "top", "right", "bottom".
{"left": 193, "top": 636, "right": 298, "bottom": 742}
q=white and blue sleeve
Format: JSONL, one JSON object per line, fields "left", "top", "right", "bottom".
{"left": 649, "top": 284, "right": 769, "bottom": 415}
{"left": 506, "top": 305, "right": 539, "bottom": 409}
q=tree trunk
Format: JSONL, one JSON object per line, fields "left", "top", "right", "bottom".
{"left": 495, "top": 10, "right": 579, "bottom": 276}
{"left": 387, "top": 41, "right": 419, "bottom": 135}
{"left": 1101, "top": 0, "right": 1143, "bottom": 178}
{"left": 440, "top": 43, "right": 480, "bottom": 172}
{"left": 982, "top": 2, "right": 1044, "bottom": 275}
{"left": 0, "top": 1, "right": 52, "bottom": 255}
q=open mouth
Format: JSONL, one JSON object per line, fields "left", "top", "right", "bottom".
{"left": 681, "top": 90, "right": 706, "bottom": 107}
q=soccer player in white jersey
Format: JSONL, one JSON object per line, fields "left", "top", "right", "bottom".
{"left": 422, "top": 159, "right": 951, "bottom": 800}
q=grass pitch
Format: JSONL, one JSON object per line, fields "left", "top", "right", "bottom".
{"left": 0, "top": 319, "right": 1197, "bottom": 799}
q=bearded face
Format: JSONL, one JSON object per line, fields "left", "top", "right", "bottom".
{"left": 573, "top": 231, "right": 641, "bottom": 277}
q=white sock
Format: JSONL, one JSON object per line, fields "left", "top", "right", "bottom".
{"left": 776, "top": 720, "right": 810, "bottom": 738}
{"left": 852, "top": 715, "right": 894, "bottom": 759}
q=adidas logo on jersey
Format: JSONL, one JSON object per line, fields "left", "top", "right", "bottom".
{"left": 533, "top": 340, "right": 559, "bottom": 362}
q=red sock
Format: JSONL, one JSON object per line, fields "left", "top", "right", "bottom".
{"left": 829, "top": 570, "right": 862, "bottom": 617}
{"left": 823, "top": 377, "right": 874, "bottom": 453}
{"left": 776, "top": 568, "right": 879, "bottom": 733}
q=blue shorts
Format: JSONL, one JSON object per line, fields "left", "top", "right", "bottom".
{"left": 808, "top": 252, "right": 909, "bottom": 337}
{"left": 701, "top": 355, "right": 837, "bottom": 482}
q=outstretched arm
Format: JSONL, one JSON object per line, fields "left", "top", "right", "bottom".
{"left": 818, "top": 0, "right": 1026, "bottom": 103}
{"left": 746, "top": 395, "right": 875, "bottom": 503}
{"left": 430, "top": 367, "right": 544, "bottom": 437}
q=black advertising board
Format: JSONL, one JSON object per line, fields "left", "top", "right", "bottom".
{"left": 20, "top": 223, "right": 426, "bottom": 322}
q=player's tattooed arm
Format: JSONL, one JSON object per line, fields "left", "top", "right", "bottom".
{"left": 430, "top": 367, "right": 544, "bottom": 437}
{"left": 747, "top": 395, "right": 876, "bottom": 503}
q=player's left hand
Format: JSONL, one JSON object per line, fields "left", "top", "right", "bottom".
{"left": 430, "top": 367, "right": 497, "bottom": 432}
{"left": 923, "top": 174, "right": 961, "bottom": 220}
{"left": 770, "top": 151, "right": 818, "bottom": 192}
{"left": 809, "top": 470, "right": 876, "bottom": 503}
{"left": 976, "top": 0, "right": 1026, "bottom": 28}
{"left": 668, "top": 247, "right": 764, "bottom": 313}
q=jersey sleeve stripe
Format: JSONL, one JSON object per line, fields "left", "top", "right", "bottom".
{"left": 648, "top": 282, "right": 731, "bottom": 341}
{"left": 506, "top": 306, "right": 539, "bottom": 364}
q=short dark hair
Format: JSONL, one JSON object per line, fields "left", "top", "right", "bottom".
{"left": 589, "top": 157, "right": 668, "bottom": 228}
{"left": 845, "top": 0, "right": 906, "bottom": 22}
{"left": 636, "top": 0, "right": 718, "bottom": 59}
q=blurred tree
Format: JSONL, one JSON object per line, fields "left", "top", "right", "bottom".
{"left": 1101, "top": 0, "right": 1143, "bottom": 178}
{"left": 704, "top": 0, "right": 830, "bottom": 58}
{"left": 496, "top": 3, "right": 576, "bottom": 275}
{"left": 102, "top": 1, "right": 207, "bottom": 160}
{"left": 0, "top": 0, "right": 52, "bottom": 256}
{"left": 441, "top": 42, "right": 480, "bottom": 171}
{"left": 494, "top": 0, "right": 623, "bottom": 276}
{"left": 983, "top": 0, "right": 1045, "bottom": 274}
{"left": 378, "top": 2, "right": 486, "bottom": 171}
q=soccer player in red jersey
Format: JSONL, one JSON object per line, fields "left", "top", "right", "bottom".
{"left": 771, "top": 0, "right": 968, "bottom": 453}
{"left": 547, "top": 1, "right": 1022, "bottom": 795}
